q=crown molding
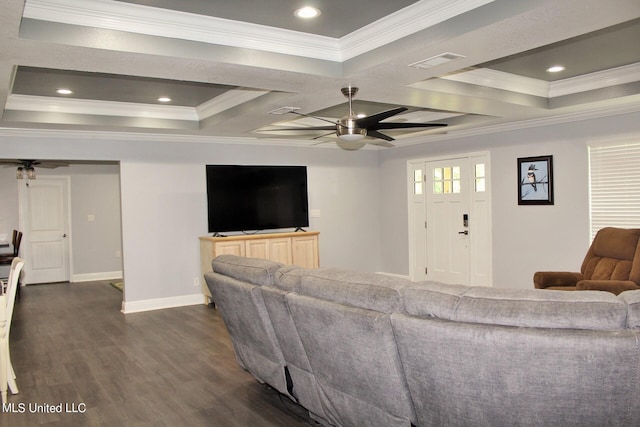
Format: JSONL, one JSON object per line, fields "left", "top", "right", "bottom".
{"left": 2, "top": 103, "right": 638, "bottom": 149}
{"left": 24, "top": 0, "right": 494, "bottom": 62}
{"left": 549, "top": 63, "right": 640, "bottom": 98}
{"left": 6, "top": 95, "right": 199, "bottom": 121}
{"left": 196, "top": 89, "right": 269, "bottom": 120}
{"left": 339, "top": 0, "right": 494, "bottom": 60}
{"left": 24, "top": 0, "right": 342, "bottom": 61}
{"left": 398, "top": 102, "right": 640, "bottom": 147}
{"left": 441, "top": 62, "right": 640, "bottom": 99}
{"left": 442, "top": 68, "right": 549, "bottom": 97}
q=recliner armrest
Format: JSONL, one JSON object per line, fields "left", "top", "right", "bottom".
{"left": 576, "top": 280, "right": 640, "bottom": 295}
{"left": 533, "top": 271, "right": 583, "bottom": 289}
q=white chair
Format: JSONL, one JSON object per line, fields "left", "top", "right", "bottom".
{"left": 0, "top": 257, "right": 24, "bottom": 404}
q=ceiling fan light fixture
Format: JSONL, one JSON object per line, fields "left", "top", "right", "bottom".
{"left": 337, "top": 139, "right": 366, "bottom": 151}
{"left": 338, "top": 133, "right": 366, "bottom": 142}
{"left": 16, "top": 167, "right": 24, "bottom": 179}
{"left": 27, "top": 167, "right": 36, "bottom": 180}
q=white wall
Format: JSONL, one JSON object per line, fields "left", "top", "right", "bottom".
{"left": 0, "top": 134, "right": 382, "bottom": 309}
{"left": 378, "top": 111, "right": 640, "bottom": 289}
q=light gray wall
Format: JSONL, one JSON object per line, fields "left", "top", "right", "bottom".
{"left": 378, "top": 111, "right": 640, "bottom": 289}
{"left": 0, "top": 135, "right": 381, "bottom": 303}
{"left": 1, "top": 110, "right": 639, "bottom": 303}
{"left": 68, "top": 164, "right": 122, "bottom": 276}
{"left": 0, "top": 163, "right": 122, "bottom": 279}
{"left": 0, "top": 167, "right": 20, "bottom": 240}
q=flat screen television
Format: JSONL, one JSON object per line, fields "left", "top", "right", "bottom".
{"left": 206, "top": 165, "right": 309, "bottom": 233}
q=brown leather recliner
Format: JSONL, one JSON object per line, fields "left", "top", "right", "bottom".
{"left": 534, "top": 227, "right": 640, "bottom": 295}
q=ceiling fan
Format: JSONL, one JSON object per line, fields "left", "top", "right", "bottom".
{"left": 0, "top": 159, "right": 69, "bottom": 179}
{"left": 268, "top": 87, "right": 448, "bottom": 150}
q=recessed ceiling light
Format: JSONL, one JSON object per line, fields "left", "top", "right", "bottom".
{"left": 56, "top": 88, "right": 73, "bottom": 95}
{"left": 546, "top": 65, "right": 565, "bottom": 73}
{"left": 294, "top": 6, "right": 321, "bottom": 19}
{"left": 157, "top": 97, "right": 172, "bottom": 103}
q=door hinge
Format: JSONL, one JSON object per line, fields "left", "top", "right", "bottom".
{"left": 424, "top": 220, "right": 427, "bottom": 229}
{"left": 425, "top": 267, "right": 428, "bottom": 275}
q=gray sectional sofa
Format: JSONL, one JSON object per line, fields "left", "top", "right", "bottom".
{"left": 204, "top": 254, "right": 640, "bottom": 427}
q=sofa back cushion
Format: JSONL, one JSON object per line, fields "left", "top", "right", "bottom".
{"left": 211, "top": 254, "right": 283, "bottom": 287}
{"left": 402, "top": 283, "right": 627, "bottom": 330}
{"left": 295, "top": 268, "right": 413, "bottom": 313}
{"left": 581, "top": 227, "right": 640, "bottom": 283}
{"left": 273, "top": 264, "right": 306, "bottom": 292}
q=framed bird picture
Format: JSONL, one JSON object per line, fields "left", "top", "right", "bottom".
{"left": 517, "top": 155, "right": 554, "bottom": 205}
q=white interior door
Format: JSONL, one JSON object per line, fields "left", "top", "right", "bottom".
{"left": 408, "top": 153, "right": 492, "bottom": 286}
{"left": 18, "top": 177, "right": 71, "bottom": 284}
{"left": 426, "top": 158, "right": 471, "bottom": 284}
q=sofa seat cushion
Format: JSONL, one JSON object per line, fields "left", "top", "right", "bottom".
{"left": 211, "top": 254, "right": 283, "bottom": 287}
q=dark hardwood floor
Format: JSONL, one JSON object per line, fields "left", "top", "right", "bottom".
{"left": 0, "top": 281, "right": 314, "bottom": 426}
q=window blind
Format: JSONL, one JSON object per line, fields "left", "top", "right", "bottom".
{"left": 589, "top": 142, "right": 640, "bottom": 239}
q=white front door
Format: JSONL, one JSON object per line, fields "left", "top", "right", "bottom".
{"left": 408, "top": 153, "right": 491, "bottom": 286}
{"left": 18, "top": 177, "right": 71, "bottom": 284}
{"left": 425, "top": 158, "right": 471, "bottom": 284}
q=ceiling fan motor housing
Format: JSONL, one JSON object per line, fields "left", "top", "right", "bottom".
{"left": 336, "top": 116, "right": 367, "bottom": 141}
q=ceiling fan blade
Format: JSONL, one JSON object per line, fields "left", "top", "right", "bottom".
{"left": 367, "top": 130, "right": 395, "bottom": 142}
{"left": 263, "top": 125, "right": 336, "bottom": 132}
{"left": 312, "top": 132, "right": 336, "bottom": 140}
{"left": 371, "top": 122, "right": 448, "bottom": 130}
{"left": 289, "top": 111, "right": 339, "bottom": 126}
{"left": 356, "top": 107, "right": 408, "bottom": 128}
{"left": 37, "top": 162, "right": 69, "bottom": 169}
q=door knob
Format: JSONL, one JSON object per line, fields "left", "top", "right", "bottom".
{"left": 458, "top": 230, "right": 469, "bottom": 235}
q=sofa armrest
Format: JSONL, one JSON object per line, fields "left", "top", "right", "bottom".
{"left": 576, "top": 280, "right": 640, "bottom": 295}
{"left": 533, "top": 271, "right": 583, "bottom": 289}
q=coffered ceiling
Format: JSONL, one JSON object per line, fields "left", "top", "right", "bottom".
{"left": 1, "top": 0, "right": 639, "bottom": 149}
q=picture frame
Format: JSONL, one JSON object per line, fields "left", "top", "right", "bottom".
{"left": 517, "top": 155, "right": 553, "bottom": 205}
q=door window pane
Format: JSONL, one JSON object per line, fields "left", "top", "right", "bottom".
{"left": 475, "top": 163, "right": 486, "bottom": 192}
{"left": 413, "top": 169, "right": 423, "bottom": 195}
{"left": 433, "top": 166, "right": 461, "bottom": 194}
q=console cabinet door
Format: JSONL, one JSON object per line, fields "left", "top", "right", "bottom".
{"left": 215, "top": 240, "right": 246, "bottom": 257}
{"left": 245, "top": 239, "right": 269, "bottom": 259}
{"left": 269, "top": 238, "right": 293, "bottom": 265}
{"left": 292, "top": 235, "right": 319, "bottom": 268}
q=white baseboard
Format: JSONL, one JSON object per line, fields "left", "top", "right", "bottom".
{"left": 72, "top": 271, "right": 123, "bottom": 283}
{"left": 121, "top": 293, "right": 207, "bottom": 314}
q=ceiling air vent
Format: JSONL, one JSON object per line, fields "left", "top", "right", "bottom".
{"left": 409, "top": 52, "right": 465, "bottom": 70}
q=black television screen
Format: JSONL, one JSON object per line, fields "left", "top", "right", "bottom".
{"left": 206, "top": 165, "right": 309, "bottom": 233}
